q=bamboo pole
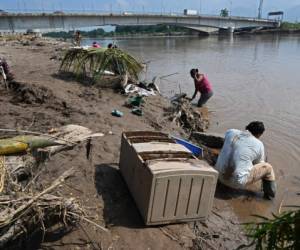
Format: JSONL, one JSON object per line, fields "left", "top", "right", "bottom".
{"left": 0, "top": 128, "right": 76, "bottom": 145}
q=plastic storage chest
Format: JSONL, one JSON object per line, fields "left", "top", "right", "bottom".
{"left": 119, "top": 131, "right": 218, "bottom": 225}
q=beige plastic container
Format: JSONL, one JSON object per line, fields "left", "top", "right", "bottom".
{"left": 119, "top": 131, "right": 218, "bottom": 225}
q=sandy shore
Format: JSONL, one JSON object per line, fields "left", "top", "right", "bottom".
{"left": 0, "top": 36, "right": 250, "bottom": 249}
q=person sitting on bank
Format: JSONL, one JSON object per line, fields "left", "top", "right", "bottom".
{"left": 215, "top": 121, "right": 276, "bottom": 199}
{"left": 189, "top": 68, "right": 213, "bottom": 107}
{"left": 92, "top": 41, "right": 101, "bottom": 48}
{"left": 107, "top": 43, "right": 118, "bottom": 49}
{"left": 74, "top": 31, "right": 82, "bottom": 46}
{"left": 0, "top": 57, "right": 14, "bottom": 81}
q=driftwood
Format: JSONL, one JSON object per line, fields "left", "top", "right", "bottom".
{"left": 0, "top": 168, "right": 77, "bottom": 247}
{"left": 0, "top": 195, "right": 80, "bottom": 248}
{"left": 0, "top": 168, "right": 107, "bottom": 248}
{"left": 166, "top": 94, "right": 209, "bottom": 133}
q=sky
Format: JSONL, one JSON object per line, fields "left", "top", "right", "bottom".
{"left": 0, "top": 0, "right": 299, "bottom": 21}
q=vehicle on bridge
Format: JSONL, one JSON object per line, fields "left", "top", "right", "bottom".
{"left": 123, "top": 12, "right": 134, "bottom": 16}
{"left": 183, "top": 9, "right": 198, "bottom": 16}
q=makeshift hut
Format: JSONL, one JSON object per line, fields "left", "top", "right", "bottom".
{"left": 60, "top": 47, "right": 143, "bottom": 88}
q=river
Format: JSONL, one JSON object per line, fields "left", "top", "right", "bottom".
{"left": 83, "top": 35, "right": 300, "bottom": 221}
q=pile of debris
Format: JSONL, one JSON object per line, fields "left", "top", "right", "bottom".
{"left": 121, "top": 79, "right": 160, "bottom": 117}
{"left": 166, "top": 93, "right": 209, "bottom": 133}
{"left": 0, "top": 168, "right": 82, "bottom": 248}
{"left": 59, "top": 47, "right": 162, "bottom": 119}
{"left": 0, "top": 125, "right": 106, "bottom": 248}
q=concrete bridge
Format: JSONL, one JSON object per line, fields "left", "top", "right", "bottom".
{"left": 0, "top": 12, "right": 279, "bottom": 34}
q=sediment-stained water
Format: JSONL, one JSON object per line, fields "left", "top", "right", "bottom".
{"left": 84, "top": 35, "right": 300, "bottom": 220}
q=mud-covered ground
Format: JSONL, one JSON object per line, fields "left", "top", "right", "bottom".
{"left": 0, "top": 37, "right": 250, "bottom": 250}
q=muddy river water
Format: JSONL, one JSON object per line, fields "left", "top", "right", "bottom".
{"left": 84, "top": 35, "right": 300, "bottom": 221}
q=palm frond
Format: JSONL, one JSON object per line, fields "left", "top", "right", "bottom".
{"left": 60, "top": 47, "right": 143, "bottom": 83}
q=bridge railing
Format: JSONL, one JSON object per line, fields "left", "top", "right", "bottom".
{"left": 0, "top": 9, "right": 276, "bottom": 22}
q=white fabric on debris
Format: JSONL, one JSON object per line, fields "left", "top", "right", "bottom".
{"left": 0, "top": 66, "right": 7, "bottom": 80}
{"left": 124, "top": 84, "right": 156, "bottom": 97}
{"left": 215, "top": 129, "right": 265, "bottom": 188}
{"left": 47, "top": 124, "right": 104, "bottom": 155}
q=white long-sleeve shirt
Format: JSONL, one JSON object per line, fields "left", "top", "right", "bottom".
{"left": 215, "top": 129, "right": 265, "bottom": 188}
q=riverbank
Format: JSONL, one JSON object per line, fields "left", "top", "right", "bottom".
{"left": 235, "top": 22, "right": 300, "bottom": 35}
{"left": 0, "top": 36, "right": 250, "bottom": 249}
{"left": 48, "top": 29, "right": 300, "bottom": 40}
{"left": 44, "top": 32, "right": 202, "bottom": 41}
{"left": 44, "top": 25, "right": 193, "bottom": 40}
{"left": 238, "top": 28, "right": 300, "bottom": 35}
{"left": 43, "top": 22, "right": 300, "bottom": 40}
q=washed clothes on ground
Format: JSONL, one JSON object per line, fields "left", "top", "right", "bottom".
{"left": 215, "top": 129, "right": 265, "bottom": 188}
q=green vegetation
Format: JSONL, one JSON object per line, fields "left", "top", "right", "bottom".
{"left": 280, "top": 21, "right": 300, "bottom": 30}
{"left": 45, "top": 28, "right": 114, "bottom": 39}
{"left": 44, "top": 25, "right": 190, "bottom": 38}
{"left": 114, "top": 25, "right": 188, "bottom": 35}
{"left": 60, "top": 47, "right": 143, "bottom": 82}
{"left": 220, "top": 8, "right": 229, "bottom": 17}
{"left": 244, "top": 202, "right": 300, "bottom": 249}
{"left": 44, "top": 31, "right": 73, "bottom": 39}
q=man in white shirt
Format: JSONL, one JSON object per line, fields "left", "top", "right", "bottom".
{"left": 215, "top": 121, "right": 276, "bottom": 199}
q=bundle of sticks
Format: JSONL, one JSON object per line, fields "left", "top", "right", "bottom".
{"left": 0, "top": 167, "right": 108, "bottom": 248}
{"left": 167, "top": 94, "right": 209, "bottom": 133}
{"left": 0, "top": 169, "right": 79, "bottom": 247}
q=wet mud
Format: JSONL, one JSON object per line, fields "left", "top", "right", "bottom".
{"left": 0, "top": 37, "right": 251, "bottom": 249}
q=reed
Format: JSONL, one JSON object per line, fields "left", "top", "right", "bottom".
{"left": 243, "top": 202, "right": 300, "bottom": 249}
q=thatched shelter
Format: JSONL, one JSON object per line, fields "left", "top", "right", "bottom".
{"left": 60, "top": 47, "right": 143, "bottom": 88}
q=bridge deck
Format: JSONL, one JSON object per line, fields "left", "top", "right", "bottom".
{"left": 0, "top": 13, "right": 279, "bottom": 32}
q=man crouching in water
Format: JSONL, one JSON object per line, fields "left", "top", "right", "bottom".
{"left": 215, "top": 121, "right": 276, "bottom": 199}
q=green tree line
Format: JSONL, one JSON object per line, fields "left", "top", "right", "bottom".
{"left": 44, "top": 25, "right": 190, "bottom": 38}
{"left": 280, "top": 21, "right": 300, "bottom": 30}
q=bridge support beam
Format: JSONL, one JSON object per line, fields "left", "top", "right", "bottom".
{"left": 183, "top": 26, "right": 219, "bottom": 35}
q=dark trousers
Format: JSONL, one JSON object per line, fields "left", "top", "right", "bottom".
{"left": 198, "top": 91, "right": 213, "bottom": 107}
